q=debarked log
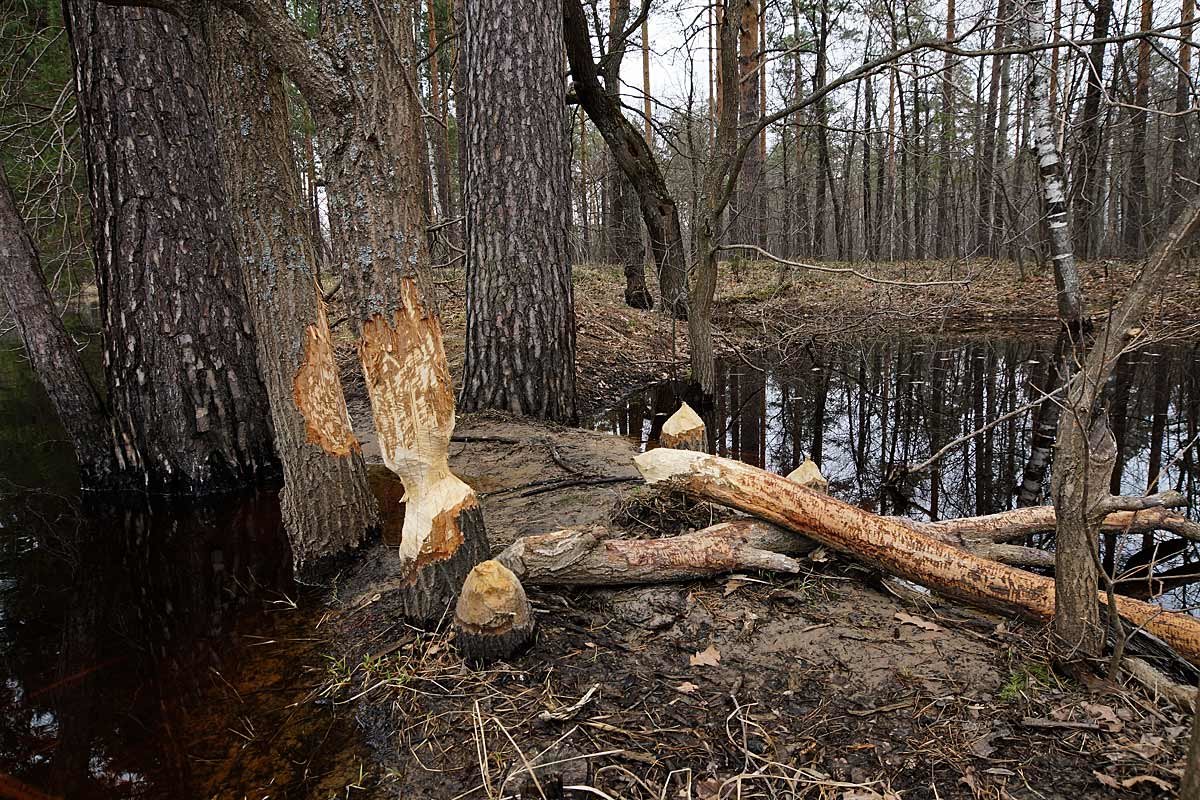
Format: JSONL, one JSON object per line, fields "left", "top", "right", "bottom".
{"left": 633, "top": 448, "right": 1200, "bottom": 667}
{"left": 496, "top": 520, "right": 813, "bottom": 584}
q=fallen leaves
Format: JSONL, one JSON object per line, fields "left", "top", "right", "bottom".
{"left": 689, "top": 645, "right": 722, "bottom": 668}
{"left": 1094, "top": 771, "right": 1173, "bottom": 791}
{"left": 675, "top": 681, "right": 699, "bottom": 694}
{"left": 894, "top": 611, "right": 942, "bottom": 632}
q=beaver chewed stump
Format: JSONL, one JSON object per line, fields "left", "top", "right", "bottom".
{"left": 453, "top": 560, "right": 536, "bottom": 665}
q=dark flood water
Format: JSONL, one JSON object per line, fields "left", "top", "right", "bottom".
{"left": 590, "top": 335, "right": 1200, "bottom": 607}
{"left": 0, "top": 337, "right": 365, "bottom": 798}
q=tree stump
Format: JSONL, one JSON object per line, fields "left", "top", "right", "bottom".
{"left": 786, "top": 457, "right": 828, "bottom": 493}
{"left": 660, "top": 402, "right": 706, "bottom": 451}
{"left": 454, "top": 560, "right": 536, "bottom": 665}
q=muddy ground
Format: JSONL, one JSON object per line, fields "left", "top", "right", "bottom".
{"left": 288, "top": 261, "right": 1200, "bottom": 799}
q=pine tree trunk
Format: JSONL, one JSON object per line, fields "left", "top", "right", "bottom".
{"left": 459, "top": 0, "right": 577, "bottom": 422}
{"left": 1171, "top": 0, "right": 1195, "bottom": 217}
{"left": 65, "top": 0, "right": 278, "bottom": 494}
{"left": 1071, "top": 0, "right": 1114, "bottom": 260}
{"left": 734, "top": 0, "right": 762, "bottom": 246}
{"left": 205, "top": 6, "right": 379, "bottom": 574}
{"left": 0, "top": 165, "right": 117, "bottom": 487}
{"left": 936, "top": 0, "right": 957, "bottom": 259}
{"left": 1124, "top": 0, "right": 1153, "bottom": 255}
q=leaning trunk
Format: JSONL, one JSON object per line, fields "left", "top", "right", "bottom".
{"left": 0, "top": 165, "right": 116, "bottom": 487}
{"left": 205, "top": 7, "right": 379, "bottom": 573}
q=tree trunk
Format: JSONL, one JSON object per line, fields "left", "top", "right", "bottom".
{"left": 1024, "top": 0, "right": 1082, "bottom": 330}
{"left": 936, "top": 0, "right": 957, "bottom": 259}
{"left": 0, "top": 164, "right": 117, "bottom": 487}
{"left": 733, "top": 0, "right": 762, "bottom": 246}
{"left": 459, "top": 0, "right": 577, "bottom": 422}
{"left": 1071, "top": 0, "right": 1114, "bottom": 260}
{"left": 635, "top": 449, "right": 1200, "bottom": 666}
{"left": 563, "top": 0, "right": 688, "bottom": 318}
{"left": 1123, "top": 0, "right": 1153, "bottom": 255}
{"left": 1052, "top": 187, "right": 1200, "bottom": 657}
{"left": 205, "top": 6, "right": 379, "bottom": 573}
{"left": 1171, "top": 0, "right": 1195, "bottom": 218}
{"left": 65, "top": 0, "right": 278, "bottom": 494}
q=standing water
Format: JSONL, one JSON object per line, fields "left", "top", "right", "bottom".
{"left": 590, "top": 335, "right": 1200, "bottom": 608}
{"left": 0, "top": 335, "right": 368, "bottom": 798}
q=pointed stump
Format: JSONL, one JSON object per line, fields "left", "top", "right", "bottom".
{"left": 454, "top": 560, "right": 536, "bottom": 665}
{"left": 660, "top": 402, "right": 706, "bottom": 452}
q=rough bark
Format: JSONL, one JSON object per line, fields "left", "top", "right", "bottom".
{"left": 65, "top": 0, "right": 278, "bottom": 494}
{"left": 563, "top": 0, "right": 688, "bottom": 318}
{"left": 1070, "top": 0, "right": 1114, "bottom": 259}
{"left": 634, "top": 449, "right": 1200, "bottom": 666}
{"left": 733, "top": 0, "right": 763, "bottom": 246}
{"left": 1182, "top": 702, "right": 1200, "bottom": 798}
{"left": 1123, "top": 0, "right": 1154, "bottom": 255}
{"left": 460, "top": 0, "right": 577, "bottom": 422}
{"left": 1171, "top": 0, "right": 1195, "bottom": 218}
{"left": 0, "top": 164, "right": 117, "bottom": 487}
{"left": 935, "top": 0, "right": 957, "bottom": 259}
{"left": 1052, "top": 190, "right": 1200, "bottom": 657}
{"left": 210, "top": 0, "right": 491, "bottom": 622}
{"left": 205, "top": 6, "right": 379, "bottom": 573}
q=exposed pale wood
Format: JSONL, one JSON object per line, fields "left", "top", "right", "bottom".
{"left": 454, "top": 560, "right": 535, "bottom": 664}
{"left": 496, "top": 520, "right": 809, "bottom": 585}
{"left": 919, "top": 505, "right": 1200, "bottom": 544}
{"left": 360, "top": 277, "right": 489, "bottom": 624}
{"left": 660, "top": 402, "right": 706, "bottom": 451}
{"left": 786, "top": 458, "right": 828, "bottom": 493}
{"left": 634, "top": 449, "right": 1200, "bottom": 666}
{"left": 1123, "top": 656, "right": 1196, "bottom": 711}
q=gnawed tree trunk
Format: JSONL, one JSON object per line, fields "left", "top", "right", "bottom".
{"left": 205, "top": 7, "right": 379, "bottom": 573}
{"left": 563, "top": 0, "right": 689, "bottom": 318}
{"left": 65, "top": 0, "right": 278, "bottom": 494}
{"left": 1051, "top": 190, "right": 1200, "bottom": 657}
{"left": 211, "top": 0, "right": 491, "bottom": 622}
{"left": 460, "top": 0, "right": 577, "bottom": 422}
{"left": 0, "top": 165, "right": 117, "bottom": 487}
{"left": 634, "top": 449, "right": 1200, "bottom": 666}
{"left": 660, "top": 402, "right": 707, "bottom": 451}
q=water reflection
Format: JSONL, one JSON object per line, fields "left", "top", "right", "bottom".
{"left": 590, "top": 336, "right": 1200, "bottom": 606}
{"left": 0, "top": 339, "right": 363, "bottom": 798}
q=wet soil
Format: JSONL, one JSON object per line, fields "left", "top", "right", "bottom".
{"left": 312, "top": 414, "right": 1195, "bottom": 799}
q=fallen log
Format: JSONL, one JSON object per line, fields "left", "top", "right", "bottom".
{"left": 919, "top": 505, "right": 1199, "bottom": 545}
{"left": 496, "top": 520, "right": 811, "bottom": 584}
{"left": 633, "top": 449, "right": 1200, "bottom": 667}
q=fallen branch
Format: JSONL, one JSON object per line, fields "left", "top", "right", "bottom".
{"left": 633, "top": 449, "right": 1200, "bottom": 667}
{"left": 918, "top": 505, "right": 1200, "bottom": 545}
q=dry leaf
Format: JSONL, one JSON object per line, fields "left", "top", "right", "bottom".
{"left": 1093, "top": 771, "right": 1121, "bottom": 789}
{"left": 690, "top": 645, "right": 722, "bottom": 667}
{"left": 675, "top": 681, "right": 699, "bottom": 694}
{"left": 895, "top": 611, "right": 942, "bottom": 632}
{"left": 1081, "top": 702, "right": 1124, "bottom": 732}
{"left": 724, "top": 578, "right": 745, "bottom": 596}
{"left": 1122, "top": 775, "right": 1172, "bottom": 791}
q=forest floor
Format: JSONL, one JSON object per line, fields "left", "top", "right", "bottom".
{"left": 295, "top": 260, "right": 1200, "bottom": 798}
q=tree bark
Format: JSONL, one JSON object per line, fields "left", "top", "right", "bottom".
{"left": 1123, "top": 0, "right": 1154, "bottom": 255}
{"left": 733, "top": 0, "right": 762, "bottom": 246}
{"left": 204, "top": 6, "right": 379, "bottom": 573}
{"left": 1052, "top": 189, "right": 1200, "bottom": 657}
{"left": 1171, "top": 0, "right": 1195, "bottom": 218}
{"left": 65, "top": 0, "right": 278, "bottom": 494}
{"left": 0, "top": 164, "right": 117, "bottom": 487}
{"left": 634, "top": 449, "right": 1200, "bottom": 666}
{"left": 563, "top": 0, "right": 689, "bottom": 318}
{"left": 459, "top": 0, "right": 577, "bottom": 422}
{"left": 1070, "top": 0, "right": 1114, "bottom": 260}
{"left": 1024, "top": 0, "right": 1082, "bottom": 329}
